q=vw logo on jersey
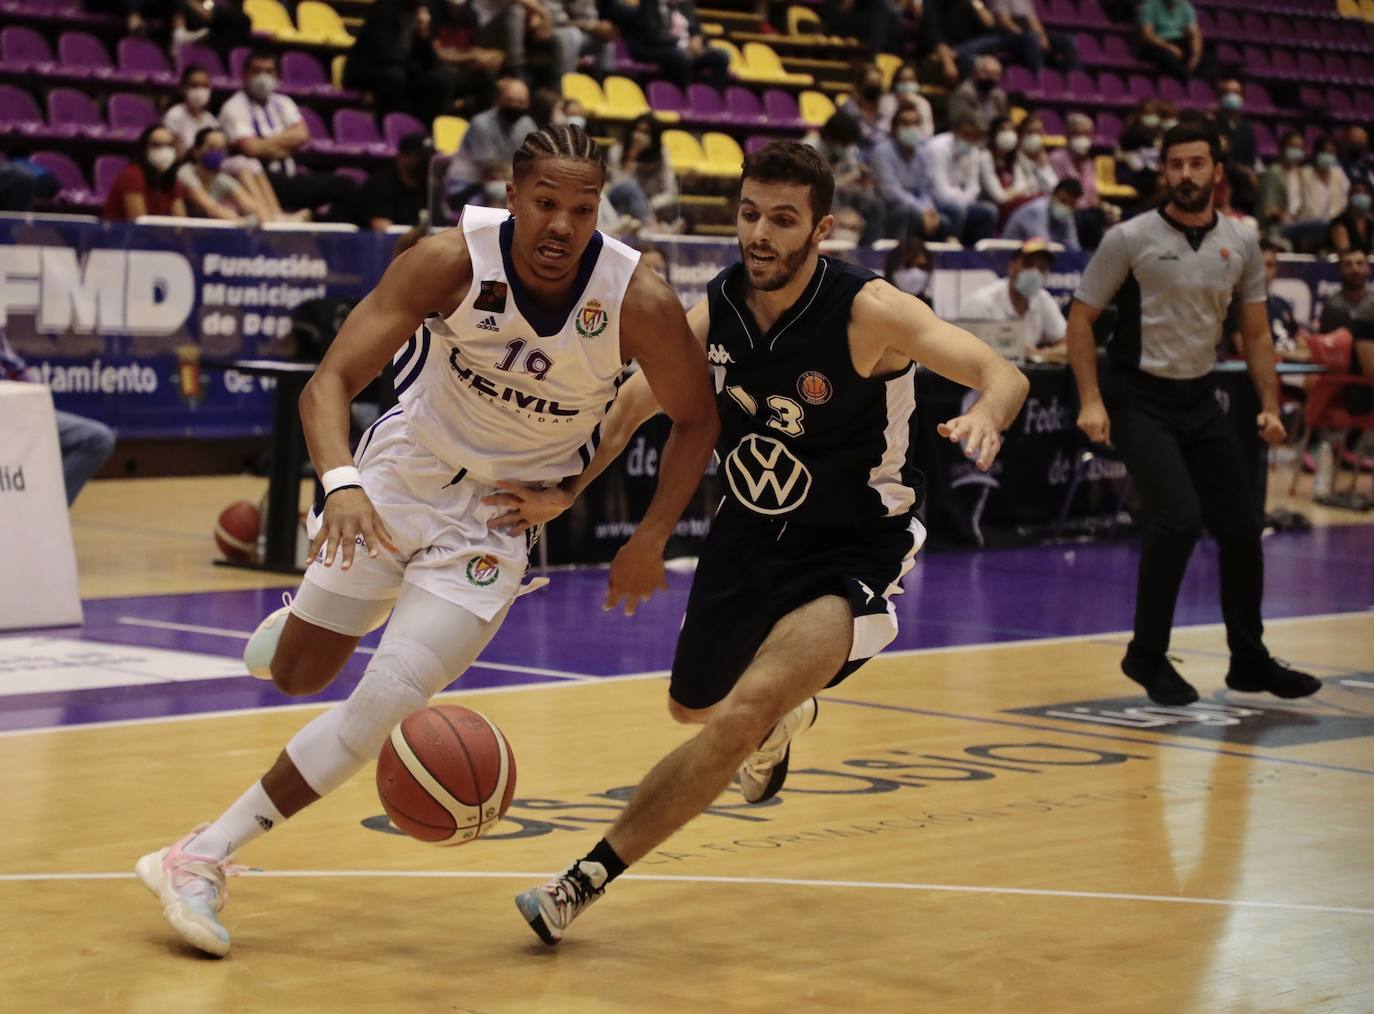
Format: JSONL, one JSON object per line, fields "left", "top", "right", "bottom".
{"left": 725, "top": 434, "right": 812, "bottom": 516}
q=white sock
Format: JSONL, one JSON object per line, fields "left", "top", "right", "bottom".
{"left": 190, "top": 781, "right": 285, "bottom": 859}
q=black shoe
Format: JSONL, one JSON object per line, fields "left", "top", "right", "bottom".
{"left": 1121, "top": 652, "right": 1199, "bottom": 706}
{"left": 1225, "top": 657, "right": 1322, "bottom": 699}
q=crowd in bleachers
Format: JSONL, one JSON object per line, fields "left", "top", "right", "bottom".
{"left": 0, "top": 0, "right": 1372, "bottom": 253}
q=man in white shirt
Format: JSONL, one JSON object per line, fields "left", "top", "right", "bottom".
{"left": 961, "top": 237, "right": 1067, "bottom": 356}
{"left": 926, "top": 111, "right": 998, "bottom": 245}
{"left": 219, "top": 48, "right": 354, "bottom": 216}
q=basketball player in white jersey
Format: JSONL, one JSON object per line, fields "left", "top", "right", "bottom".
{"left": 135, "top": 125, "right": 719, "bottom": 957}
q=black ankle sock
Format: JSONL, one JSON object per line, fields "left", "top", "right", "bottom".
{"left": 583, "top": 838, "right": 628, "bottom": 883}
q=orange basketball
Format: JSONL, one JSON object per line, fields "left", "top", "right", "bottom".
{"left": 214, "top": 500, "right": 260, "bottom": 562}
{"left": 376, "top": 705, "right": 517, "bottom": 845}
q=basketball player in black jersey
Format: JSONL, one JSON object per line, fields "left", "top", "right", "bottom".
{"left": 503, "top": 141, "right": 1029, "bottom": 944}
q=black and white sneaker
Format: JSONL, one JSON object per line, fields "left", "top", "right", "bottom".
{"left": 738, "top": 697, "right": 818, "bottom": 804}
{"left": 515, "top": 860, "right": 608, "bottom": 946}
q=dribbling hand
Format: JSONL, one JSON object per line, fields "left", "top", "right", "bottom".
{"left": 482, "top": 481, "right": 574, "bottom": 535}
{"left": 604, "top": 533, "right": 668, "bottom": 617}
{"left": 937, "top": 408, "right": 1003, "bottom": 471}
{"left": 308, "top": 488, "right": 398, "bottom": 571}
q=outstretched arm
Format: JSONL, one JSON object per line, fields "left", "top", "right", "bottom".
{"left": 854, "top": 281, "right": 1029, "bottom": 470}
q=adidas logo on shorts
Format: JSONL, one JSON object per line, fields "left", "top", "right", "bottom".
{"left": 476, "top": 315, "right": 500, "bottom": 331}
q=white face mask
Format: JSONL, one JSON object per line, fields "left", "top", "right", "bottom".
{"left": 248, "top": 73, "right": 277, "bottom": 101}
{"left": 897, "top": 126, "right": 922, "bottom": 148}
{"left": 1021, "top": 134, "right": 1044, "bottom": 156}
{"left": 147, "top": 145, "right": 176, "bottom": 173}
{"left": 566, "top": 115, "right": 587, "bottom": 130}
{"left": 186, "top": 86, "right": 211, "bottom": 110}
{"left": 995, "top": 129, "right": 1018, "bottom": 153}
{"left": 894, "top": 81, "right": 918, "bottom": 95}
{"left": 1014, "top": 267, "right": 1044, "bottom": 299}
{"left": 1069, "top": 135, "right": 1092, "bottom": 155}
{"left": 891, "top": 266, "right": 930, "bottom": 295}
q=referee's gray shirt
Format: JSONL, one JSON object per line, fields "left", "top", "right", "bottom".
{"left": 1074, "top": 210, "right": 1266, "bottom": 380}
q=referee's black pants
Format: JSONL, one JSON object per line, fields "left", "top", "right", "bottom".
{"left": 1102, "top": 366, "right": 1269, "bottom": 666}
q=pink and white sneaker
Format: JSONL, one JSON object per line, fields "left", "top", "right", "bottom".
{"left": 135, "top": 824, "right": 245, "bottom": 957}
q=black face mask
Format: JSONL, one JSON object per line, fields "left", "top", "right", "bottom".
{"left": 861, "top": 83, "right": 882, "bottom": 102}
{"left": 497, "top": 105, "right": 527, "bottom": 125}
{"left": 975, "top": 77, "right": 996, "bottom": 92}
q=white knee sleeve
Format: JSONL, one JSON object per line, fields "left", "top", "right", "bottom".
{"left": 286, "top": 637, "right": 448, "bottom": 796}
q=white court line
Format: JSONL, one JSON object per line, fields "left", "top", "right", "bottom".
{"left": 1342, "top": 679, "right": 1374, "bottom": 690}
{"left": 0, "top": 869, "right": 1369, "bottom": 917}
{"left": 5, "top": 608, "right": 1368, "bottom": 741}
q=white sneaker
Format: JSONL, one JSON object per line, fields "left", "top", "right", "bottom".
{"left": 135, "top": 824, "right": 245, "bottom": 957}
{"left": 515, "top": 860, "right": 608, "bottom": 946}
{"left": 738, "top": 697, "right": 819, "bottom": 804}
{"left": 243, "top": 593, "right": 292, "bottom": 680}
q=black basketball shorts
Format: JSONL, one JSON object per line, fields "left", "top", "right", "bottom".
{"left": 668, "top": 499, "right": 926, "bottom": 711}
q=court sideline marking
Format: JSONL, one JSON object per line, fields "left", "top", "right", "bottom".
{"left": 0, "top": 869, "right": 1369, "bottom": 917}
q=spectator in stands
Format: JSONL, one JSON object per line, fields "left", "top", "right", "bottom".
{"left": 1298, "top": 135, "right": 1351, "bottom": 249}
{"left": 1227, "top": 239, "right": 1308, "bottom": 360}
{"left": 1319, "top": 249, "right": 1374, "bottom": 332}
{"left": 623, "top": 0, "right": 729, "bottom": 90}
{"left": 808, "top": 113, "right": 888, "bottom": 244}
{"left": 890, "top": 64, "right": 935, "bottom": 141}
{"left": 1137, "top": 0, "right": 1211, "bottom": 82}
{"left": 948, "top": 56, "right": 1008, "bottom": 128}
{"left": 903, "top": 0, "right": 968, "bottom": 86}
{"left": 821, "top": 0, "right": 904, "bottom": 60}
{"left": 1213, "top": 76, "right": 1259, "bottom": 214}
{"left": 839, "top": 65, "right": 898, "bottom": 153}
{"left": 1330, "top": 179, "right": 1374, "bottom": 255}
{"left": 1117, "top": 99, "right": 1163, "bottom": 205}
{"left": 605, "top": 114, "right": 680, "bottom": 232}
{"left": 960, "top": 237, "right": 1066, "bottom": 356}
{"left": 1049, "top": 112, "right": 1096, "bottom": 205}
{"left": 164, "top": 65, "right": 218, "bottom": 157}
{"left": 1265, "top": 134, "right": 1349, "bottom": 253}
{"left": 1012, "top": 113, "right": 1058, "bottom": 199}
{"left": 549, "top": 97, "right": 589, "bottom": 129}
{"left": 468, "top": 0, "right": 556, "bottom": 80}
{"left": 351, "top": 133, "right": 433, "bottom": 232}
{"left": 871, "top": 104, "right": 945, "bottom": 242}
{"left": 1003, "top": 177, "right": 1082, "bottom": 250}
{"left": 928, "top": 111, "right": 998, "bottom": 245}
{"left": 0, "top": 329, "right": 115, "bottom": 504}
{"left": 629, "top": 240, "right": 668, "bottom": 278}
{"left": 221, "top": 49, "right": 355, "bottom": 217}
{"left": 0, "top": 157, "right": 57, "bottom": 212}
{"left": 102, "top": 125, "right": 186, "bottom": 220}
{"left": 546, "top": 0, "right": 619, "bottom": 78}
{"left": 445, "top": 77, "right": 537, "bottom": 209}
{"left": 885, "top": 237, "right": 935, "bottom": 305}
{"left": 179, "top": 126, "right": 263, "bottom": 222}
{"left": 345, "top": 0, "right": 446, "bottom": 122}
{"left": 979, "top": 114, "right": 1021, "bottom": 214}
{"left": 432, "top": 0, "right": 504, "bottom": 117}
{"left": 170, "top": 0, "right": 252, "bottom": 61}
{"left": 1340, "top": 125, "right": 1371, "bottom": 190}
{"left": 972, "top": 0, "right": 1079, "bottom": 74}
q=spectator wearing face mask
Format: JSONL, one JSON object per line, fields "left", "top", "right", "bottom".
{"left": 927, "top": 111, "right": 999, "bottom": 245}
{"left": 948, "top": 56, "right": 1008, "bottom": 128}
{"left": 961, "top": 238, "right": 1066, "bottom": 356}
{"left": 981, "top": 115, "right": 1020, "bottom": 208}
{"left": 838, "top": 65, "right": 897, "bottom": 152}
{"left": 973, "top": 0, "right": 1079, "bottom": 74}
{"left": 102, "top": 124, "right": 187, "bottom": 221}
{"left": 889, "top": 64, "right": 934, "bottom": 140}
{"left": 1002, "top": 178, "right": 1082, "bottom": 250}
{"left": 1341, "top": 125, "right": 1372, "bottom": 190}
{"left": 870, "top": 105, "right": 946, "bottom": 242}
{"left": 1213, "top": 76, "right": 1259, "bottom": 215}
{"left": 445, "top": 77, "right": 538, "bottom": 211}
{"left": 221, "top": 48, "right": 356, "bottom": 216}
{"left": 1049, "top": 113, "right": 1097, "bottom": 206}
{"left": 1330, "top": 179, "right": 1374, "bottom": 255}
{"left": 885, "top": 236, "right": 935, "bottom": 306}
{"left": 163, "top": 65, "right": 218, "bottom": 157}
{"left": 179, "top": 126, "right": 267, "bottom": 222}
{"left": 805, "top": 112, "right": 890, "bottom": 244}
{"left": 1116, "top": 100, "right": 1165, "bottom": 206}
{"left": 1294, "top": 136, "right": 1350, "bottom": 250}
{"left": 1011, "top": 114, "right": 1059, "bottom": 201}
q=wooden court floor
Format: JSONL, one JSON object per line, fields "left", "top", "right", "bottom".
{"left": 2, "top": 614, "right": 1372, "bottom": 1013}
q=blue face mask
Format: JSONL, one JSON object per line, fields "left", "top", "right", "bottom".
{"left": 955, "top": 138, "right": 973, "bottom": 157}
{"left": 1049, "top": 199, "right": 1072, "bottom": 222}
{"left": 1014, "top": 268, "right": 1044, "bottom": 299}
{"left": 1316, "top": 152, "right": 1338, "bottom": 170}
{"left": 1220, "top": 92, "right": 1243, "bottom": 112}
{"left": 1352, "top": 192, "right": 1373, "bottom": 212}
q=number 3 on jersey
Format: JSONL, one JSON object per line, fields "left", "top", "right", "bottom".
{"left": 726, "top": 385, "right": 805, "bottom": 437}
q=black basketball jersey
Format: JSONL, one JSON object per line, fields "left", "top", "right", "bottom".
{"left": 704, "top": 256, "right": 921, "bottom": 526}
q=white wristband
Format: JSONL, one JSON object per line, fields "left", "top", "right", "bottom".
{"left": 321, "top": 466, "right": 363, "bottom": 496}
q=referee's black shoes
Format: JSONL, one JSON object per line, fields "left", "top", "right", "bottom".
{"left": 1225, "top": 657, "right": 1322, "bottom": 699}
{"left": 1121, "top": 651, "right": 1199, "bottom": 706}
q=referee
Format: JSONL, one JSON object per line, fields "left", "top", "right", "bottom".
{"left": 1065, "top": 121, "right": 1321, "bottom": 706}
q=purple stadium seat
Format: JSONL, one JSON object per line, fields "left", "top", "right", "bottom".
{"left": 282, "top": 50, "right": 327, "bottom": 94}
{"left": 1244, "top": 81, "right": 1276, "bottom": 113}
{"left": 1039, "top": 67, "right": 1068, "bottom": 99}
{"left": 1263, "top": 47, "right": 1291, "bottom": 79}
{"left": 687, "top": 84, "right": 732, "bottom": 125}
{"left": 175, "top": 43, "right": 232, "bottom": 88}
{"left": 383, "top": 111, "right": 425, "bottom": 147}
{"left": 762, "top": 89, "right": 803, "bottom": 129}
{"left": 30, "top": 150, "right": 94, "bottom": 205}
{"left": 2, "top": 26, "right": 57, "bottom": 73}
{"left": 1097, "top": 72, "right": 1129, "bottom": 107}
{"left": 58, "top": 31, "right": 113, "bottom": 79}
{"left": 93, "top": 154, "right": 127, "bottom": 200}
{"left": 1324, "top": 53, "right": 1351, "bottom": 83}
{"left": 1297, "top": 50, "right": 1325, "bottom": 80}
{"left": 117, "top": 37, "right": 175, "bottom": 86}
{"left": 229, "top": 46, "right": 249, "bottom": 81}
{"left": 726, "top": 85, "right": 766, "bottom": 125}
{"left": 1094, "top": 111, "right": 1122, "bottom": 146}
{"left": 1065, "top": 68, "right": 1096, "bottom": 101}
{"left": 1044, "top": 0, "right": 1076, "bottom": 25}
{"left": 332, "top": 108, "right": 389, "bottom": 155}
{"left": 1157, "top": 76, "right": 1188, "bottom": 106}
{"left": 1186, "top": 78, "right": 1214, "bottom": 108}
{"left": 1351, "top": 55, "right": 1374, "bottom": 79}
{"left": 0, "top": 84, "right": 46, "bottom": 133}
{"left": 1328, "top": 87, "right": 1355, "bottom": 117}
{"left": 648, "top": 80, "right": 688, "bottom": 119}
{"left": 1216, "top": 43, "right": 1242, "bottom": 72}
{"left": 1298, "top": 84, "right": 1324, "bottom": 110}
{"left": 1126, "top": 74, "right": 1157, "bottom": 101}
{"left": 298, "top": 105, "right": 334, "bottom": 152}
{"left": 1214, "top": 11, "right": 1242, "bottom": 38}
{"left": 1303, "top": 124, "right": 1324, "bottom": 149}
{"left": 108, "top": 92, "right": 158, "bottom": 139}
{"left": 745, "top": 135, "right": 772, "bottom": 154}
{"left": 1004, "top": 65, "right": 1039, "bottom": 99}
{"left": 1075, "top": 0, "right": 1108, "bottom": 27}
{"left": 1240, "top": 13, "right": 1266, "bottom": 39}
{"left": 1268, "top": 16, "right": 1295, "bottom": 40}
{"left": 1074, "top": 33, "right": 1101, "bottom": 66}
{"left": 1034, "top": 108, "right": 1065, "bottom": 136}
{"left": 612, "top": 37, "right": 655, "bottom": 76}
{"left": 1100, "top": 35, "right": 1142, "bottom": 72}
{"left": 1252, "top": 120, "right": 1276, "bottom": 160}
{"left": 47, "top": 88, "right": 106, "bottom": 139}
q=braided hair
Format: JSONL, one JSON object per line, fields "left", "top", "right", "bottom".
{"left": 511, "top": 124, "right": 605, "bottom": 182}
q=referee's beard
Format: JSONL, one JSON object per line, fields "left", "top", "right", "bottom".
{"left": 1169, "top": 178, "right": 1214, "bottom": 215}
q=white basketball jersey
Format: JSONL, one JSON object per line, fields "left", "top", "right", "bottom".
{"left": 393, "top": 206, "right": 640, "bottom": 482}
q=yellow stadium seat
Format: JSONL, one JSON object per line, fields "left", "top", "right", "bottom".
{"left": 243, "top": 0, "right": 299, "bottom": 40}
{"left": 604, "top": 75, "right": 677, "bottom": 122}
{"left": 702, "top": 131, "right": 745, "bottom": 177}
{"left": 562, "top": 73, "right": 608, "bottom": 117}
{"left": 875, "top": 53, "right": 902, "bottom": 89}
{"left": 798, "top": 89, "right": 836, "bottom": 126}
{"left": 1337, "top": 0, "right": 1359, "bottom": 15}
{"left": 742, "top": 42, "right": 813, "bottom": 85}
{"left": 787, "top": 5, "right": 822, "bottom": 35}
{"left": 1361, "top": 0, "right": 1374, "bottom": 21}
{"left": 662, "top": 129, "right": 707, "bottom": 174}
{"left": 297, "top": 0, "right": 355, "bottom": 45}
{"left": 708, "top": 39, "right": 746, "bottom": 76}
{"left": 332, "top": 54, "right": 346, "bottom": 89}
{"left": 1095, "top": 154, "right": 1137, "bottom": 200}
{"left": 433, "top": 115, "right": 469, "bottom": 154}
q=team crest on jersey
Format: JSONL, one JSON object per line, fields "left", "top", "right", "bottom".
{"left": 576, "top": 299, "right": 608, "bottom": 338}
{"left": 724, "top": 434, "right": 812, "bottom": 516}
{"left": 465, "top": 554, "right": 501, "bottom": 586}
{"left": 797, "top": 371, "right": 832, "bottom": 405}
{"left": 475, "top": 280, "right": 508, "bottom": 313}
